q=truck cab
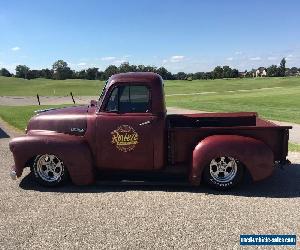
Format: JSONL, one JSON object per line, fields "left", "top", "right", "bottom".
{"left": 9, "top": 72, "right": 291, "bottom": 190}
{"left": 94, "top": 73, "right": 166, "bottom": 171}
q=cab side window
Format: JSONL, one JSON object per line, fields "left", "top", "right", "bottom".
{"left": 105, "top": 85, "right": 150, "bottom": 113}
{"left": 106, "top": 87, "right": 118, "bottom": 112}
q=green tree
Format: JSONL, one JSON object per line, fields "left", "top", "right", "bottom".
{"left": 0, "top": 68, "right": 11, "bottom": 77}
{"left": 104, "top": 65, "right": 118, "bottom": 79}
{"left": 205, "top": 72, "right": 213, "bottom": 80}
{"left": 193, "top": 72, "right": 204, "bottom": 80}
{"left": 279, "top": 57, "right": 286, "bottom": 77}
{"left": 222, "top": 66, "right": 232, "bottom": 78}
{"left": 96, "top": 71, "right": 105, "bottom": 80}
{"left": 213, "top": 66, "right": 223, "bottom": 79}
{"left": 137, "top": 65, "right": 146, "bottom": 72}
{"left": 144, "top": 65, "right": 157, "bottom": 72}
{"left": 267, "top": 65, "right": 279, "bottom": 77}
{"left": 76, "top": 70, "right": 87, "bottom": 79}
{"left": 86, "top": 68, "right": 99, "bottom": 80}
{"left": 52, "top": 60, "right": 72, "bottom": 80}
{"left": 40, "top": 68, "right": 53, "bottom": 79}
{"left": 27, "top": 70, "right": 40, "bottom": 79}
{"left": 156, "top": 67, "right": 173, "bottom": 80}
{"left": 175, "top": 72, "right": 187, "bottom": 80}
{"left": 15, "top": 65, "right": 30, "bottom": 79}
{"left": 118, "top": 62, "right": 132, "bottom": 73}
{"left": 231, "top": 69, "right": 239, "bottom": 78}
{"left": 290, "top": 67, "right": 298, "bottom": 75}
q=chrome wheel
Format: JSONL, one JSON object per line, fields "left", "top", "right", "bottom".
{"left": 35, "top": 154, "right": 64, "bottom": 182}
{"left": 209, "top": 156, "right": 238, "bottom": 183}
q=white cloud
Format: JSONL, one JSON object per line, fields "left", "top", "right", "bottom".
{"left": 170, "top": 55, "right": 185, "bottom": 63}
{"left": 226, "top": 57, "right": 233, "bottom": 61}
{"left": 286, "top": 54, "right": 294, "bottom": 61}
{"left": 267, "top": 56, "right": 277, "bottom": 60}
{"left": 77, "top": 62, "right": 86, "bottom": 66}
{"left": 113, "top": 59, "right": 127, "bottom": 65}
{"left": 124, "top": 55, "right": 132, "bottom": 58}
{"left": 235, "top": 51, "right": 243, "bottom": 55}
{"left": 101, "top": 56, "right": 116, "bottom": 61}
{"left": 249, "top": 57, "right": 261, "bottom": 61}
{"left": 0, "top": 63, "right": 20, "bottom": 73}
{"left": 162, "top": 59, "right": 168, "bottom": 64}
{"left": 11, "top": 46, "right": 20, "bottom": 51}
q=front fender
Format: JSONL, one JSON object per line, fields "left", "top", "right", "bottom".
{"left": 190, "top": 135, "right": 274, "bottom": 185}
{"left": 9, "top": 130, "right": 95, "bottom": 185}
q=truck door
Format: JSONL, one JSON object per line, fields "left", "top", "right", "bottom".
{"left": 96, "top": 84, "right": 155, "bottom": 170}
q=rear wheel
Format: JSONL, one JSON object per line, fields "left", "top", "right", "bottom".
{"left": 31, "top": 154, "right": 68, "bottom": 187}
{"left": 203, "top": 156, "right": 244, "bottom": 190}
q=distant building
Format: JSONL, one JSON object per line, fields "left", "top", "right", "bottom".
{"left": 286, "top": 68, "right": 300, "bottom": 77}
{"left": 238, "top": 71, "right": 247, "bottom": 77}
{"left": 255, "top": 67, "right": 267, "bottom": 77}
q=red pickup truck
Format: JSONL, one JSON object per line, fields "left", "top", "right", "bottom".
{"left": 9, "top": 72, "right": 291, "bottom": 190}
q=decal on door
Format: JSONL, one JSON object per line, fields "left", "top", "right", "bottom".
{"left": 111, "top": 125, "right": 139, "bottom": 152}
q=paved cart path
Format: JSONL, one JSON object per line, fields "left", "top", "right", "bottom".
{"left": 0, "top": 95, "right": 99, "bottom": 106}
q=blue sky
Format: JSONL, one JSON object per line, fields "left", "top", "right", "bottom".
{"left": 0, "top": 0, "right": 300, "bottom": 73}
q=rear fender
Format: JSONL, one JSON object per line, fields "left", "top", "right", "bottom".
{"left": 9, "top": 131, "right": 95, "bottom": 185}
{"left": 190, "top": 135, "right": 274, "bottom": 185}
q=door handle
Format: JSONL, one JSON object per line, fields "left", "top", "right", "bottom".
{"left": 139, "top": 120, "right": 152, "bottom": 126}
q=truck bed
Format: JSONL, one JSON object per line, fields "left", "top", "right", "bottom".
{"left": 167, "top": 112, "right": 291, "bottom": 164}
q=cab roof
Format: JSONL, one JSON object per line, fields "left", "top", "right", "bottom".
{"left": 108, "top": 72, "right": 162, "bottom": 85}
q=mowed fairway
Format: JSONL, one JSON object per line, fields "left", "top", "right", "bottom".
{"left": 0, "top": 105, "right": 70, "bottom": 130}
{"left": 0, "top": 76, "right": 300, "bottom": 124}
{"left": 0, "top": 77, "right": 102, "bottom": 96}
{"left": 165, "top": 77, "right": 300, "bottom": 124}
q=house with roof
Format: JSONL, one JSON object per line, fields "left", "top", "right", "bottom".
{"left": 255, "top": 67, "right": 267, "bottom": 77}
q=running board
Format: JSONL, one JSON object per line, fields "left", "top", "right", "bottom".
{"left": 95, "top": 179, "right": 191, "bottom": 187}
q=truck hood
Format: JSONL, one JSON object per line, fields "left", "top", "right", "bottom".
{"left": 26, "top": 105, "right": 88, "bottom": 135}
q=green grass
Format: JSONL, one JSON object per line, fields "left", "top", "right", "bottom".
{"left": 0, "top": 105, "right": 70, "bottom": 131}
{"left": 0, "top": 76, "right": 300, "bottom": 124}
{"left": 165, "top": 77, "right": 300, "bottom": 124}
{"left": 0, "top": 77, "right": 104, "bottom": 96}
{"left": 289, "top": 142, "right": 300, "bottom": 152}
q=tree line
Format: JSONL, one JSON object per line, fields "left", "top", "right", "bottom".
{"left": 0, "top": 58, "right": 299, "bottom": 81}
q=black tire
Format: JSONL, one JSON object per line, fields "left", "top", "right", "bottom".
{"left": 31, "top": 154, "right": 68, "bottom": 187}
{"left": 203, "top": 156, "right": 244, "bottom": 190}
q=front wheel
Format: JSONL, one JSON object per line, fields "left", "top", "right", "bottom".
{"left": 203, "top": 156, "right": 244, "bottom": 190}
{"left": 31, "top": 154, "right": 68, "bottom": 187}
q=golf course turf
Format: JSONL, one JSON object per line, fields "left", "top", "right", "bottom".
{"left": 0, "top": 76, "right": 299, "bottom": 139}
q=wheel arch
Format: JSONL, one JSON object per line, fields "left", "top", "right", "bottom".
{"left": 9, "top": 132, "right": 95, "bottom": 185}
{"left": 189, "top": 135, "right": 274, "bottom": 186}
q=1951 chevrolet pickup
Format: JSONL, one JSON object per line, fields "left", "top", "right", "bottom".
{"left": 9, "top": 72, "right": 292, "bottom": 190}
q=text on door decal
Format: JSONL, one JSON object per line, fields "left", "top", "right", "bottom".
{"left": 111, "top": 125, "right": 139, "bottom": 152}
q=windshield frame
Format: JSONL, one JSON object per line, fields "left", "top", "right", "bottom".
{"left": 98, "top": 80, "right": 109, "bottom": 102}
